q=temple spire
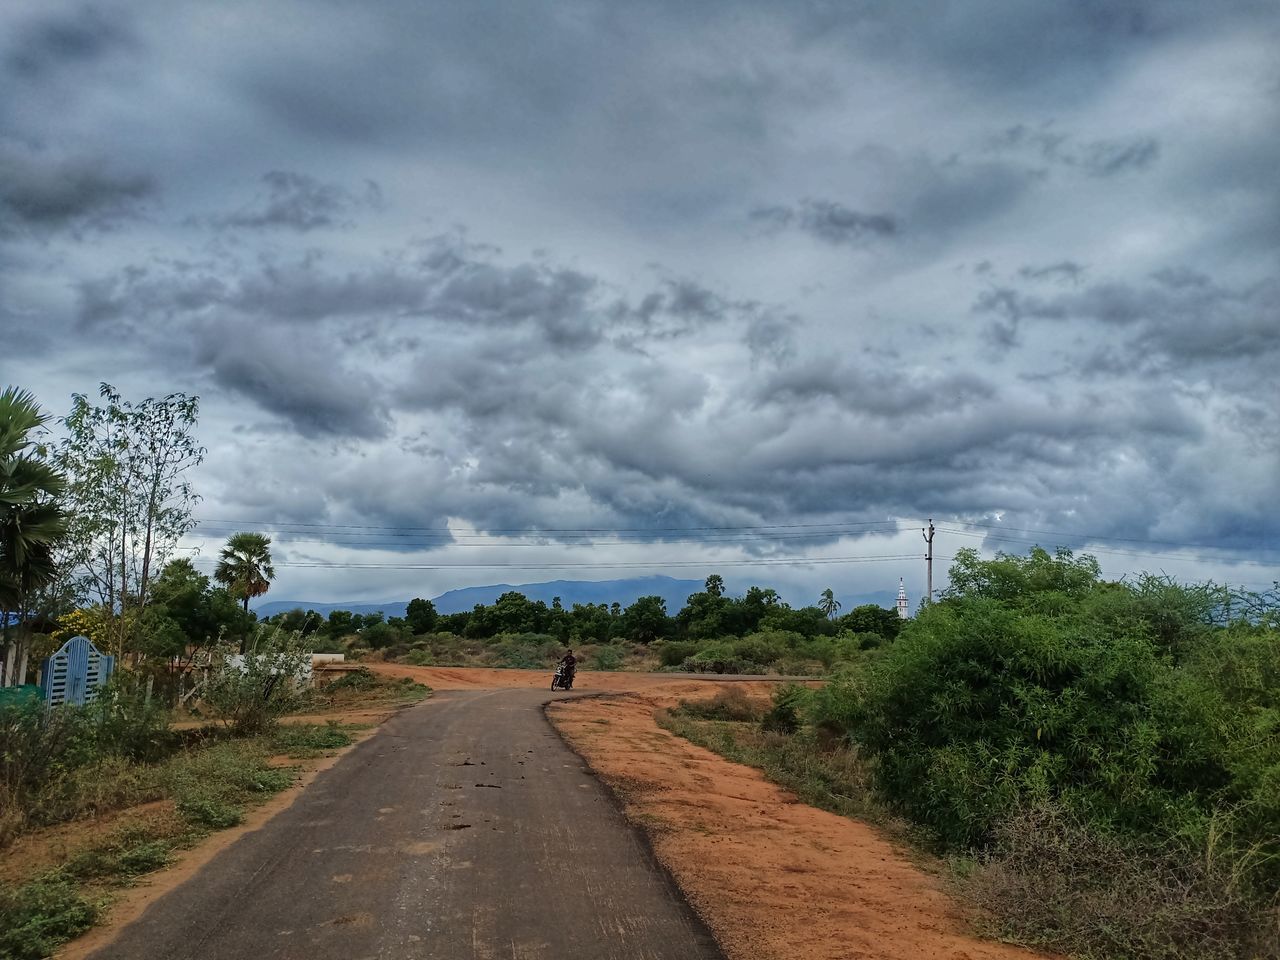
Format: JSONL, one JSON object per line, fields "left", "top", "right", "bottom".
{"left": 896, "top": 577, "right": 909, "bottom": 619}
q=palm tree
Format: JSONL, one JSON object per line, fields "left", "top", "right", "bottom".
{"left": 214, "top": 532, "right": 275, "bottom": 612}
{"left": 1, "top": 387, "right": 68, "bottom": 684}
{"left": 818, "top": 588, "right": 841, "bottom": 620}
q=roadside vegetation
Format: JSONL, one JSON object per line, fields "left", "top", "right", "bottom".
{"left": 269, "top": 573, "right": 903, "bottom": 676}
{"left": 0, "top": 383, "right": 428, "bottom": 960}
{"left": 666, "top": 548, "right": 1280, "bottom": 960}
{"left": 0, "top": 666, "right": 427, "bottom": 959}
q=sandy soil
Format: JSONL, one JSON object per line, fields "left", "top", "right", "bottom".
{"left": 380, "top": 664, "right": 1046, "bottom": 959}
{"left": 555, "top": 695, "right": 1047, "bottom": 960}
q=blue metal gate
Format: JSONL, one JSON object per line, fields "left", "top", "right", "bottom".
{"left": 40, "top": 635, "right": 115, "bottom": 707}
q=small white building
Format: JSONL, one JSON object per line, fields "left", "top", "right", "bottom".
{"left": 896, "top": 578, "right": 909, "bottom": 619}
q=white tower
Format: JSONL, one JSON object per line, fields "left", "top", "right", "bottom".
{"left": 896, "top": 577, "right": 909, "bottom": 619}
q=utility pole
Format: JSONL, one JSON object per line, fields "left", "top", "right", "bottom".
{"left": 922, "top": 518, "right": 935, "bottom": 604}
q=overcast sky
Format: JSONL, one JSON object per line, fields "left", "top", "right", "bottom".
{"left": 2, "top": 1, "right": 1278, "bottom": 607}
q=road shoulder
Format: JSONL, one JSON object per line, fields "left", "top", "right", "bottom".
{"left": 548, "top": 692, "right": 1049, "bottom": 960}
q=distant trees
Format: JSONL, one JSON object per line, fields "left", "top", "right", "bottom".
{"left": 214, "top": 533, "right": 275, "bottom": 612}
{"left": 620, "top": 595, "right": 670, "bottom": 642}
{"left": 840, "top": 603, "right": 902, "bottom": 641}
{"left": 818, "top": 588, "right": 841, "bottom": 619}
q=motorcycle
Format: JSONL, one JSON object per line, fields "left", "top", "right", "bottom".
{"left": 551, "top": 663, "right": 575, "bottom": 691}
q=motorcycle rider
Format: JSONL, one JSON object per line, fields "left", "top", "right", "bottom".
{"left": 558, "top": 649, "right": 578, "bottom": 686}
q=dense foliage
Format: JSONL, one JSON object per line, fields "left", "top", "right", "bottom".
{"left": 806, "top": 547, "right": 1279, "bottom": 954}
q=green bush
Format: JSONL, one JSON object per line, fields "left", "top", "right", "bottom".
{"left": 657, "top": 640, "right": 700, "bottom": 668}
{"left": 761, "top": 683, "right": 808, "bottom": 734}
{"left": 676, "top": 686, "right": 764, "bottom": 722}
{"left": 813, "top": 548, "right": 1280, "bottom": 902}
{"left": 591, "top": 646, "right": 623, "bottom": 671}
{"left": 324, "top": 666, "right": 378, "bottom": 691}
{"left": 0, "top": 876, "right": 97, "bottom": 960}
{"left": 200, "top": 641, "right": 310, "bottom": 734}
{"left": 176, "top": 794, "right": 243, "bottom": 829}
{"left": 681, "top": 642, "right": 747, "bottom": 674}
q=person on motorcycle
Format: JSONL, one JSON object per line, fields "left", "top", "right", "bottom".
{"left": 559, "top": 650, "right": 577, "bottom": 684}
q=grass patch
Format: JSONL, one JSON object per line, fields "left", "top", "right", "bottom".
{"left": 0, "top": 727, "right": 335, "bottom": 956}
{"left": 658, "top": 710, "right": 885, "bottom": 826}
{"left": 269, "top": 721, "right": 354, "bottom": 758}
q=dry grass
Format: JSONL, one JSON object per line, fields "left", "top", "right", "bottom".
{"left": 964, "top": 805, "right": 1279, "bottom": 960}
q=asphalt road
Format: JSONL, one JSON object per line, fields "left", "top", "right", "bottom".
{"left": 88, "top": 689, "right": 724, "bottom": 960}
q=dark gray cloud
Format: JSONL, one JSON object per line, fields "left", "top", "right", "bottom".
{"left": 974, "top": 271, "right": 1280, "bottom": 364}
{"left": 5, "top": 5, "right": 137, "bottom": 79}
{"left": 6, "top": 0, "right": 1279, "bottom": 599}
{"left": 209, "top": 171, "right": 382, "bottom": 232}
{"left": 0, "top": 143, "right": 154, "bottom": 232}
{"left": 192, "top": 325, "right": 393, "bottom": 440}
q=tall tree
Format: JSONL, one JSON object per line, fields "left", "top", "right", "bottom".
{"left": 214, "top": 532, "right": 275, "bottom": 613}
{"left": 705, "top": 574, "right": 725, "bottom": 597}
{"left": 405, "top": 597, "right": 438, "bottom": 634}
{"left": 57, "top": 383, "right": 204, "bottom": 655}
{"left": 818, "top": 588, "right": 841, "bottom": 620}
{"left": 0, "top": 387, "right": 68, "bottom": 685}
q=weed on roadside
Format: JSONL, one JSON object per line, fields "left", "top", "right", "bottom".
{"left": 269, "top": 721, "right": 354, "bottom": 757}
{"left": 0, "top": 876, "right": 97, "bottom": 960}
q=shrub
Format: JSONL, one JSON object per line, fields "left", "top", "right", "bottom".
{"left": 404, "top": 648, "right": 433, "bottom": 666}
{"left": 676, "top": 686, "right": 765, "bottom": 722}
{"left": 176, "top": 794, "right": 243, "bottom": 829}
{"left": 591, "top": 646, "right": 623, "bottom": 671}
{"left": 681, "top": 642, "right": 747, "bottom": 674}
{"left": 657, "top": 640, "right": 700, "bottom": 668}
{"left": 761, "top": 683, "right": 808, "bottom": 734}
{"left": 324, "top": 666, "right": 378, "bottom": 691}
{"left": 967, "top": 804, "right": 1277, "bottom": 960}
{"left": 200, "top": 641, "right": 310, "bottom": 735}
{"left": 0, "top": 876, "right": 97, "bottom": 960}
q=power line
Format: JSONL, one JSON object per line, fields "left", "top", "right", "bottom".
{"left": 184, "top": 528, "right": 912, "bottom": 548}
{"left": 938, "top": 527, "right": 1278, "bottom": 567}
{"left": 186, "top": 553, "right": 931, "bottom": 571}
{"left": 192, "top": 517, "right": 916, "bottom": 535}
{"left": 939, "top": 519, "right": 1273, "bottom": 553}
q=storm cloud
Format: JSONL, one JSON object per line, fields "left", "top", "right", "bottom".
{"left": 4, "top": 0, "right": 1278, "bottom": 603}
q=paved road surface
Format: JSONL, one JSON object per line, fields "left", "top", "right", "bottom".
{"left": 90, "top": 690, "right": 723, "bottom": 960}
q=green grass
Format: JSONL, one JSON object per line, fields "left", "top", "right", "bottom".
{"left": 0, "top": 722, "right": 362, "bottom": 958}
{"left": 658, "top": 710, "right": 888, "bottom": 827}
{"left": 268, "top": 720, "right": 354, "bottom": 758}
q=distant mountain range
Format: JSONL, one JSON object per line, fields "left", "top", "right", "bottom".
{"left": 253, "top": 575, "right": 900, "bottom": 619}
